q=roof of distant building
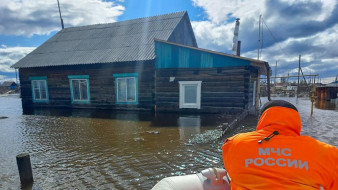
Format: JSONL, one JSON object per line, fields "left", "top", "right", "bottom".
{"left": 1, "top": 81, "right": 16, "bottom": 87}
{"left": 326, "top": 81, "right": 338, "bottom": 87}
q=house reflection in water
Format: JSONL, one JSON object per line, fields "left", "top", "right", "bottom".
{"left": 178, "top": 116, "right": 201, "bottom": 140}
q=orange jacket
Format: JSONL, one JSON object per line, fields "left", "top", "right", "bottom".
{"left": 222, "top": 107, "right": 337, "bottom": 190}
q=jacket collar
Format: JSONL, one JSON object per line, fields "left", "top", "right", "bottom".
{"left": 256, "top": 107, "right": 302, "bottom": 136}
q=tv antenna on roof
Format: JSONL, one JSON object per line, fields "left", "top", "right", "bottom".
{"left": 57, "top": 0, "right": 64, "bottom": 29}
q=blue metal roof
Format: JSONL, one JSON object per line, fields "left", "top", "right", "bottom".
{"left": 155, "top": 40, "right": 266, "bottom": 70}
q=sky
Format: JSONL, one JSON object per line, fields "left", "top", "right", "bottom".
{"left": 0, "top": 0, "right": 337, "bottom": 84}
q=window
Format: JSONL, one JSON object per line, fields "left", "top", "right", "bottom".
{"left": 29, "top": 76, "right": 49, "bottom": 103}
{"left": 68, "top": 75, "right": 90, "bottom": 104}
{"left": 117, "top": 78, "right": 136, "bottom": 102}
{"left": 113, "top": 73, "right": 138, "bottom": 104}
{"left": 179, "top": 81, "right": 202, "bottom": 109}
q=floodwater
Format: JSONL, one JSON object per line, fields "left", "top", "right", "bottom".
{"left": 0, "top": 95, "right": 337, "bottom": 189}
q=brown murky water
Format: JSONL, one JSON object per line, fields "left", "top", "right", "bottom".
{"left": 0, "top": 95, "right": 337, "bottom": 189}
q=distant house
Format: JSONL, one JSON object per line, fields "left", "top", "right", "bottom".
{"left": 12, "top": 11, "right": 269, "bottom": 114}
{"left": 1, "top": 81, "right": 17, "bottom": 90}
{"left": 316, "top": 81, "right": 338, "bottom": 101}
{"left": 286, "top": 86, "right": 297, "bottom": 91}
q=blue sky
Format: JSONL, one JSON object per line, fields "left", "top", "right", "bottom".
{"left": 119, "top": 0, "right": 205, "bottom": 21}
{"left": 0, "top": 0, "right": 337, "bottom": 83}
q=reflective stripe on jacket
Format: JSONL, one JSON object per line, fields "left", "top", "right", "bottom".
{"left": 222, "top": 107, "right": 337, "bottom": 190}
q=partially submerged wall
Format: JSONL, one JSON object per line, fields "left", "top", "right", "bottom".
{"left": 19, "top": 61, "right": 155, "bottom": 110}
{"left": 155, "top": 66, "right": 258, "bottom": 114}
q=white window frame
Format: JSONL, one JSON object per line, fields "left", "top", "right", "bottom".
{"left": 32, "top": 80, "right": 48, "bottom": 101}
{"left": 179, "top": 81, "right": 202, "bottom": 109}
{"left": 116, "top": 77, "right": 137, "bottom": 103}
{"left": 70, "top": 79, "right": 90, "bottom": 102}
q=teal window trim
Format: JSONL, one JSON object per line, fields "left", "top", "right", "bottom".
{"left": 68, "top": 75, "right": 90, "bottom": 104}
{"left": 68, "top": 75, "right": 90, "bottom": 79}
{"left": 29, "top": 76, "right": 49, "bottom": 103}
{"left": 113, "top": 73, "right": 139, "bottom": 78}
{"left": 113, "top": 73, "right": 138, "bottom": 105}
{"left": 29, "top": 76, "right": 47, "bottom": 80}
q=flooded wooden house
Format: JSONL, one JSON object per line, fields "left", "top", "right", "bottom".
{"left": 12, "top": 11, "right": 269, "bottom": 114}
{"left": 316, "top": 81, "right": 338, "bottom": 101}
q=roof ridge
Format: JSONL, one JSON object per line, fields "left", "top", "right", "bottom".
{"left": 47, "top": 29, "right": 174, "bottom": 43}
{"left": 63, "top": 11, "right": 187, "bottom": 31}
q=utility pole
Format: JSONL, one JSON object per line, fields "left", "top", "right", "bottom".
{"left": 309, "top": 71, "right": 312, "bottom": 84}
{"left": 274, "top": 61, "right": 277, "bottom": 88}
{"left": 265, "top": 63, "right": 271, "bottom": 101}
{"left": 310, "top": 76, "right": 316, "bottom": 116}
{"left": 15, "top": 68, "right": 18, "bottom": 83}
{"left": 257, "top": 15, "right": 262, "bottom": 60}
{"left": 296, "top": 55, "right": 301, "bottom": 103}
{"left": 57, "top": 0, "right": 64, "bottom": 29}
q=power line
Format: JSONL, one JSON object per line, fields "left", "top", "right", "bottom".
{"left": 261, "top": 17, "right": 288, "bottom": 56}
{"left": 57, "top": 0, "right": 64, "bottom": 29}
{"left": 300, "top": 67, "right": 311, "bottom": 90}
{"left": 260, "top": 16, "right": 314, "bottom": 91}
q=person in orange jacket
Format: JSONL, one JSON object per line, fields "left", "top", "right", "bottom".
{"left": 222, "top": 100, "right": 337, "bottom": 190}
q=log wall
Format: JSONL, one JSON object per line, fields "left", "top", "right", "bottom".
{"left": 155, "top": 66, "right": 257, "bottom": 113}
{"left": 19, "top": 61, "right": 155, "bottom": 110}
{"left": 19, "top": 62, "right": 259, "bottom": 113}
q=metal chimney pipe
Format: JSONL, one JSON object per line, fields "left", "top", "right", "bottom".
{"left": 236, "top": 41, "right": 241, "bottom": 56}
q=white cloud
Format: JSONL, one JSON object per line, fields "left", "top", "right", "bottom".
{"left": 192, "top": 21, "right": 233, "bottom": 51}
{"left": 320, "top": 76, "right": 337, "bottom": 84}
{"left": 242, "top": 25, "right": 338, "bottom": 80}
{"left": 192, "top": 0, "right": 265, "bottom": 23}
{"left": 0, "top": 75, "right": 16, "bottom": 83}
{"left": 191, "top": 0, "right": 267, "bottom": 54}
{"left": 191, "top": 0, "right": 338, "bottom": 80}
{"left": 0, "top": 0, "right": 125, "bottom": 36}
{"left": 0, "top": 46, "right": 36, "bottom": 72}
